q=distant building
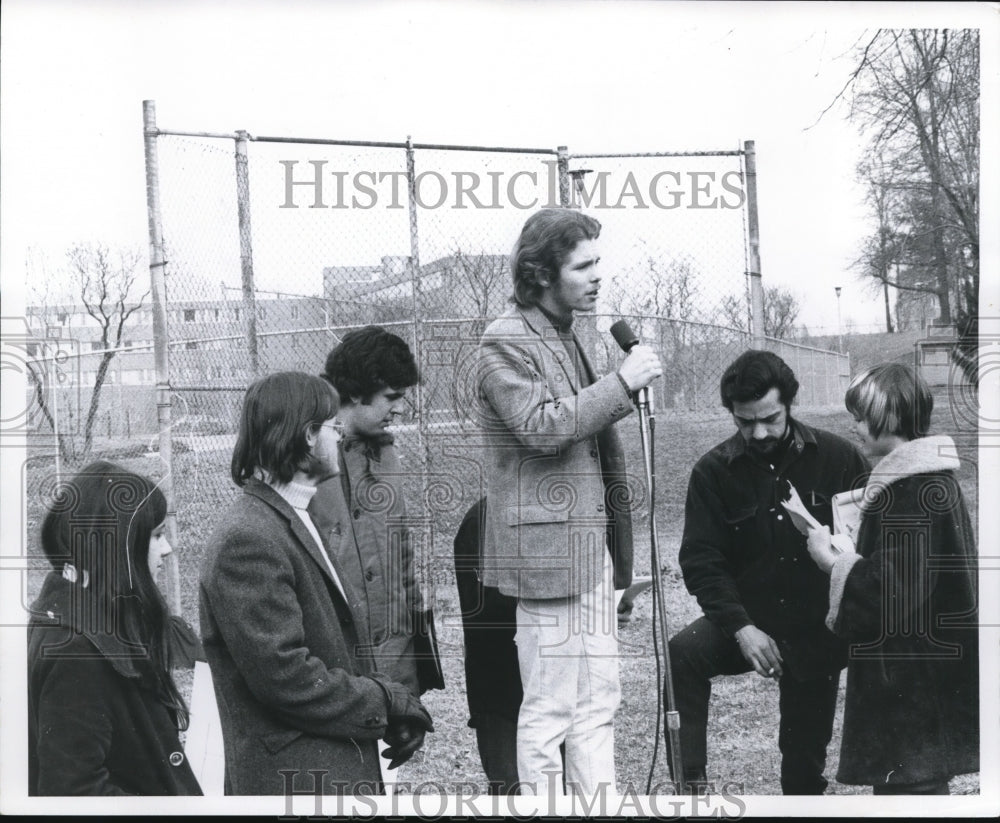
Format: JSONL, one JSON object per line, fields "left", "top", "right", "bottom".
{"left": 323, "top": 252, "right": 510, "bottom": 324}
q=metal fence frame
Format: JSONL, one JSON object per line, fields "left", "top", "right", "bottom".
{"left": 139, "top": 99, "right": 848, "bottom": 614}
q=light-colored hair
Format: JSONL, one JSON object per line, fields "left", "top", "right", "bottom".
{"left": 845, "top": 362, "right": 933, "bottom": 441}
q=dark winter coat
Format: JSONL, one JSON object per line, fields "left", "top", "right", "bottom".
{"left": 28, "top": 573, "right": 203, "bottom": 796}
{"left": 199, "top": 479, "right": 400, "bottom": 795}
{"left": 679, "top": 419, "right": 870, "bottom": 679}
{"left": 827, "top": 435, "right": 979, "bottom": 787}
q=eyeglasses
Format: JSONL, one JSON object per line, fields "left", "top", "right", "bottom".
{"left": 321, "top": 420, "right": 345, "bottom": 437}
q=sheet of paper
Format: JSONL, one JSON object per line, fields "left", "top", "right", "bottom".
{"left": 184, "top": 661, "right": 226, "bottom": 796}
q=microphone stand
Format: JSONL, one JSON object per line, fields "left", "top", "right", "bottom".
{"left": 634, "top": 386, "right": 684, "bottom": 791}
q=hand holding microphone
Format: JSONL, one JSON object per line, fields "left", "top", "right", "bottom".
{"left": 619, "top": 345, "right": 662, "bottom": 392}
{"left": 610, "top": 320, "right": 662, "bottom": 395}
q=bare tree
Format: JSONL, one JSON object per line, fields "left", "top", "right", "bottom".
{"left": 854, "top": 157, "right": 905, "bottom": 333}
{"left": 46, "top": 244, "right": 148, "bottom": 459}
{"left": 448, "top": 247, "right": 509, "bottom": 319}
{"left": 25, "top": 251, "right": 81, "bottom": 463}
{"left": 608, "top": 253, "right": 709, "bottom": 407}
{"left": 837, "top": 29, "right": 978, "bottom": 382}
{"left": 719, "top": 285, "right": 802, "bottom": 340}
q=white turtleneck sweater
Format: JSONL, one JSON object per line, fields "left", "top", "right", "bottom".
{"left": 268, "top": 479, "right": 347, "bottom": 600}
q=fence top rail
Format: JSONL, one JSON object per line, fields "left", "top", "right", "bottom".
{"left": 152, "top": 128, "right": 559, "bottom": 155}
{"left": 570, "top": 150, "right": 746, "bottom": 159}
{"left": 254, "top": 136, "right": 558, "bottom": 153}
{"left": 151, "top": 128, "right": 744, "bottom": 159}
{"left": 764, "top": 336, "right": 849, "bottom": 358}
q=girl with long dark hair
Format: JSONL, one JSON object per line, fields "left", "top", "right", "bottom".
{"left": 28, "top": 461, "right": 202, "bottom": 795}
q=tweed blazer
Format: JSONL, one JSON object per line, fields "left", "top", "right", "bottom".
{"left": 199, "top": 479, "right": 393, "bottom": 795}
{"left": 477, "top": 304, "right": 635, "bottom": 599}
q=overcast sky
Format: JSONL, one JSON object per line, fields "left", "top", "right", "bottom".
{"left": 1, "top": 0, "right": 996, "bottom": 333}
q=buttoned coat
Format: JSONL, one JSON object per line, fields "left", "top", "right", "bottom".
{"left": 679, "top": 420, "right": 868, "bottom": 678}
{"left": 28, "top": 573, "right": 203, "bottom": 796}
{"left": 199, "top": 479, "right": 395, "bottom": 795}
{"left": 310, "top": 437, "right": 423, "bottom": 695}
{"left": 477, "top": 305, "right": 635, "bottom": 599}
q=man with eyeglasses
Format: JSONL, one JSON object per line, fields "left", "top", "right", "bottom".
{"left": 310, "top": 328, "right": 443, "bottom": 758}
{"left": 668, "top": 349, "right": 869, "bottom": 794}
{"left": 200, "top": 371, "right": 434, "bottom": 795}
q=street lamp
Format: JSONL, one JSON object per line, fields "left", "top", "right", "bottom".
{"left": 835, "top": 286, "right": 843, "bottom": 354}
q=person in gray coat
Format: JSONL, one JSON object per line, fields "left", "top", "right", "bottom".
{"left": 199, "top": 371, "right": 434, "bottom": 796}
{"left": 476, "top": 209, "right": 661, "bottom": 796}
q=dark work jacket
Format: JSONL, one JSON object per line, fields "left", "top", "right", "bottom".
{"left": 678, "top": 419, "right": 869, "bottom": 678}
{"left": 28, "top": 573, "right": 203, "bottom": 796}
{"left": 827, "top": 436, "right": 978, "bottom": 786}
{"left": 310, "top": 435, "right": 427, "bottom": 696}
{"left": 453, "top": 498, "right": 522, "bottom": 725}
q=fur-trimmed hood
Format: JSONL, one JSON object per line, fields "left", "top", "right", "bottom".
{"left": 861, "top": 434, "right": 960, "bottom": 511}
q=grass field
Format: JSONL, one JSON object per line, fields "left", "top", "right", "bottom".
{"left": 21, "top": 387, "right": 980, "bottom": 795}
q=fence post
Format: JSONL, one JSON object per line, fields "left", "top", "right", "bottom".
{"left": 142, "top": 100, "right": 181, "bottom": 616}
{"left": 557, "top": 146, "right": 571, "bottom": 207}
{"left": 405, "top": 137, "right": 430, "bottom": 563}
{"left": 744, "top": 140, "right": 765, "bottom": 347}
{"left": 235, "top": 130, "right": 260, "bottom": 376}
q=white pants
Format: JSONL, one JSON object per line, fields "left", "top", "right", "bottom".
{"left": 514, "top": 552, "right": 620, "bottom": 797}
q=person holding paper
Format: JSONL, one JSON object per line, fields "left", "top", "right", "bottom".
{"left": 805, "top": 363, "right": 978, "bottom": 795}
{"left": 669, "top": 350, "right": 868, "bottom": 794}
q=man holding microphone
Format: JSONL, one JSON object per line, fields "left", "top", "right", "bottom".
{"left": 476, "top": 208, "right": 661, "bottom": 797}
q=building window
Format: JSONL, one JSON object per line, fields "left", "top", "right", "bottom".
{"left": 184, "top": 309, "right": 196, "bottom": 322}
{"left": 291, "top": 305, "right": 300, "bottom": 319}
{"left": 234, "top": 308, "right": 241, "bottom": 321}
{"left": 91, "top": 341, "right": 103, "bottom": 351}
{"left": 26, "top": 343, "right": 38, "bottom": 357}
{"left": 214, "top": 308, "right": 220, "bottom": 320}
{"left": 290, "top": 336, "right": 298, "bottom": 350}
{"left": 186, "top": 341, "right": 198, "bottom": 350}
{"left": 257, "top": 306, "right": 266, "bottom": 320}
{"left": 58, "top": 313, "right": 69, "bottom": 325}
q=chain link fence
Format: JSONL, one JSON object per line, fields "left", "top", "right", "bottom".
{"left": 22, "top": 105, "right": 852, "bottom": 620}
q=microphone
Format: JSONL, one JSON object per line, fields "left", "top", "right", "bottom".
{"left": 609, "top": 320, "right": 652, "bottom": 411}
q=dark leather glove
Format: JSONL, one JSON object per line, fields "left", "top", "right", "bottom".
{"left": 367, "top": 675, "right": 435, "bottom": 734}
{"left": 381, "top": 721, "right": 426, "bottom": 770}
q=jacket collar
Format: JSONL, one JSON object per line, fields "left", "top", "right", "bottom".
{"left": 721, "top": 416, "right": 815, "bottom": 465}
{"left": 517, "top": 304, "right": 588, "bottom": 392}
{"left": 862, "top": 434, "right": 960, "bottom": 510}
{"left": 32, "top": 572, "right": 145, "bottom": 679}
{"left": 243, "top": 478, "right": 349, "bottom": 596}
{"left": 341, "top": 431, "right": 394, "bottom": 463}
